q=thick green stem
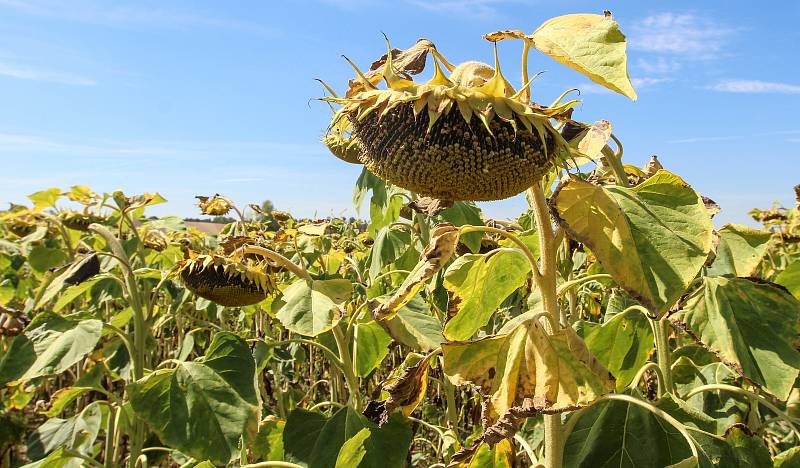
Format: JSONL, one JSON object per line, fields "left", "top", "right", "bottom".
{"left": 652, "top": 317, "right": 674, "bottom": 395}
{"left": 332, "top": 324, "right": 361, "bottom": 411}
{"left": 526, "top": 180, "right": 564, "bottom": 468}
{"left": 104, "top": 405, "right": 117, "bottom": 468}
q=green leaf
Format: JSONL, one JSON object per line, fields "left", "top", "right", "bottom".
{"left": 443, "top": 318, "right": 614, "bottom": 422}
{"left": 53, "top": 278, "right": 102, "bottom": 312}
{"left": 776, "top": 260, "right": 800, "bottom": 299}
{"left": 277, "top": 279, "right": 352, "bottom": 337}
{"left": 564, "top": 393, "right": 723, "bottom": 468}
{"left": 253, "top": 416, "right": 285, "bottom": 461}
{"left": 41, "top": 387, "right": 95, "bottom": 417}
{"left": 436, "top": 201, "right": 483, "bottom": 253}
{"left": 354, "top": 320, "right": 392, "bottom": 377}
{"left": 581, "top": 310, "right": 654, "bottom": 390}
{"left": 774, "top": 446, "right": 800, "bottom": 467}
{"left": 28, "top": 188, "right": 61, "bottom": 209}
{"left": 369, "top": 226, "right": 411, "bottom": 279}
{"left": 672, "top": 356, "right": 741, "bottom": 430}
{"left": 128, "top": 332, "right": 259, "bottom": 465}
{"left": 531, "top": 13, "right": 637, "bottom": 100}
{"left": 0, "top": 313, "right": 103, "bottom": 385}
{"left": 19, "top": 446, "right": 84, "bottom": 468}
{"left": 284, "top": 407, "right": 412, "bottom": 468}
{"left": 28, "top": 247, "right": 68, "bottom": 274}
{"left": 443, "top": 249, "right": 530, "bottom": 340}
{"left": 383, "top": 294, "right": 443, "bottom": 352}
{"left": 27, "top": 402, "right": 102, "bottom": 461}
{"left": 725, "top": 425, "right": 772, "bottom": 467}
{"left": 335, "top": 428, "right": 370, "bottom": 467}
{"left": 673, "top": 277, "right": 800, "bottom": 400}
{"left": 552, "top": 170, "right": 714, "bottom": 315}
{"left": 463, "top": 439, "right": 514, "bottom": 467}
{"left": 707, "top": 224, "right": 772, "bottom": 277}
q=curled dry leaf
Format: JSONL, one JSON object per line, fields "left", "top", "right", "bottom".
{"left": 346, "top": 38, "right": 436, "bottom": 96}
{"left": 363, "top": 351, "right": 435, "bottom": 426}
{"left": 482, "top": 29, "right": 527, "bottom": 43}
{"left": 407, "top": 197, "right": 454, "bottom": 217}
{"left": 643, "top": 155, "right": 664, "bottom": 177}
{"left": 373, "top": 223, "right": 460, "bottom": 321}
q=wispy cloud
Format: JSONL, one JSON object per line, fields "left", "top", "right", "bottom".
{"left": 578, "top": 77, "right": 670, "bottom": 94}
{"left": 630, "top": 13, "right": 734, "bottom": 59}
{"left": 0, "top": 62, "right": 95, "bottom": 85}
{"left": 707, "top": 80, "right": 800, "bottom": 94}
{"left": 0, "top": 0, "right": 276, "bottom": 35}
{"left": 636, "top": 57, "right": 681, "bottom": 75}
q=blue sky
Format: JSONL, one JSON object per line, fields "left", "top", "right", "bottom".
{"left": 0, "top": 0, "right": 798, "bottom": 225}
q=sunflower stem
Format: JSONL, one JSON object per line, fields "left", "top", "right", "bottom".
{"left": 526, "top": 179, "right": 564, "bottom": 468}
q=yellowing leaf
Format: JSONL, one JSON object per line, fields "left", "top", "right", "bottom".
{"left": 27, "top": 188, "right": 61, "bottom": 209}
{"left": 531, "top": 13, "right": 637, "bottom": 100}
{"left": 552, "top": 170, "right": 714, "bottom": 315}
{"left": 707, "top": 224, "right": 772, "bottom": 277}
{"left": 442, "top": 318, "right": 614, "bottom": 423}
{"left": 373, "top": 224, "right": 460, "bottom": 321}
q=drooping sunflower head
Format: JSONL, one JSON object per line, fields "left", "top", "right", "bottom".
{"left": 142, "top": 228, "right": 170, "bottom": 251}
{"left": 4, "top": 213, "right": 44, "bottom": 238}
{"left": 59, "top": 210, "right": 106, "bottom": 231}
{"left": 178, "top": 253, "right": 276, "bottom": 307}
{"left": 322, "top": 39, "right": 577, "bottom": 201}
{"left": 196, "top": 194, "right": 233, "bottom": 216}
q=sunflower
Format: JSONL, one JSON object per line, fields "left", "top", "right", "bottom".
{"left": 178, "top": 254, "right": 276, "bottom": 307}
{"left": 322, "top": 40, "right": 575, "bottom": 201}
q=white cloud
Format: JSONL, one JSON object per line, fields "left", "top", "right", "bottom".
{"left": 636, "top": 57, "right": 681, "bottom": 75}
{"left": 0, "top": 62, "right": 95, "bottom": 86}
{"left": 630, "top": 13, "right": 733, "bottom": 58}
{"left": 578, "top": 77, "right": 670, "bottom": 95}
{"left": 707, "top": 80, "right": 800, "bottom": 94}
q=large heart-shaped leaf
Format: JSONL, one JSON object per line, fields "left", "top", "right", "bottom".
{"left": 0, "top": 312, "right": 103, "bottom": 385}
{"left": 564, "top": 392, "right": 761, "bottom": 468}
{"left": 531, "top": 13, "right": 637, "bottom": 100}
{"left": 443, "top": 249, "right": 530, "bottom": 340}
{"left": 283, "top": 407, "right": 411, "bottom": 468}
{"left": 277, "top": 279, "right": 352, "bottom": 337}
{"left": 580, "top": 309, "right": 654, "bottom": 390}
{"left": 707, "top": 224, "right": 772, "bottom": 277}
{"left": 443, "top": 318, "right": 614, "bottom": 423}
{"left": 672, "top": 277, "right": 800, "bottom": 400}
{"left": 128, "top": 332, "right": 259, "bottom": 465}
{"left": 382, "top": 294, "right": 443, "bottom": 352}
{"left": 26, "top": 401, "right": 102, "bottom": 462}
{"left": 552, "top": 170, "right": 714, "bottom": 315}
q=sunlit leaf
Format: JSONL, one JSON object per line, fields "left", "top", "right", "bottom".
{"left": 443, "top": 249, "right": 530, "bottom": 340}
{"left": 673, "top": 277, "right": 800, "bottom": 400}
{"left": 531, "top": 13, "right": 637, "bottom": 100}
{"left": 128, "top": 332, "right": 259, "bottom": 465}
{"left": 776, "top": 260, "right": 800, "bottom": 299}
{"left": 706, "top": 224, "right": 772, "bottom": 277}
{"left": 26, "top": 402, "right": 102, "bottom": 462}
{"left": 0, "top": 313, "right": 103, "bottom": 385}
{"left": 382, "top": 294, "right": 443, "bottom": 352}
{"left": 443, "top": 318, "right": 614, "bottom": 423}
{"left": 277, "top": 279, "right": 352, "bottom": 337}
{"left": 581, "top": 309, "right": 654, "bottom": 390}
{"left": 27, "top": 188, "right": 61, "bottom": 210}
{"left": 552, "top": 171, "right": 713, "bottom": 315}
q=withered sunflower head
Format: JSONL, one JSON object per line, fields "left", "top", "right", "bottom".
{"left": 322, "top": 39, "right": 575, "bottom": 201}
{"left": 196, "top": 194, "right": 233, "bottom": 216}
{"left": 59, "top": 210, "right": 106, "bottom": 231}
{"left": 142, "top": 229, "right": 170, "bottom": 251}
{"left": 178, "top": 254, "right": 276, "bottom": 307}
{"left": 5, "top": 213, "right": 43, "bottom": 238}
